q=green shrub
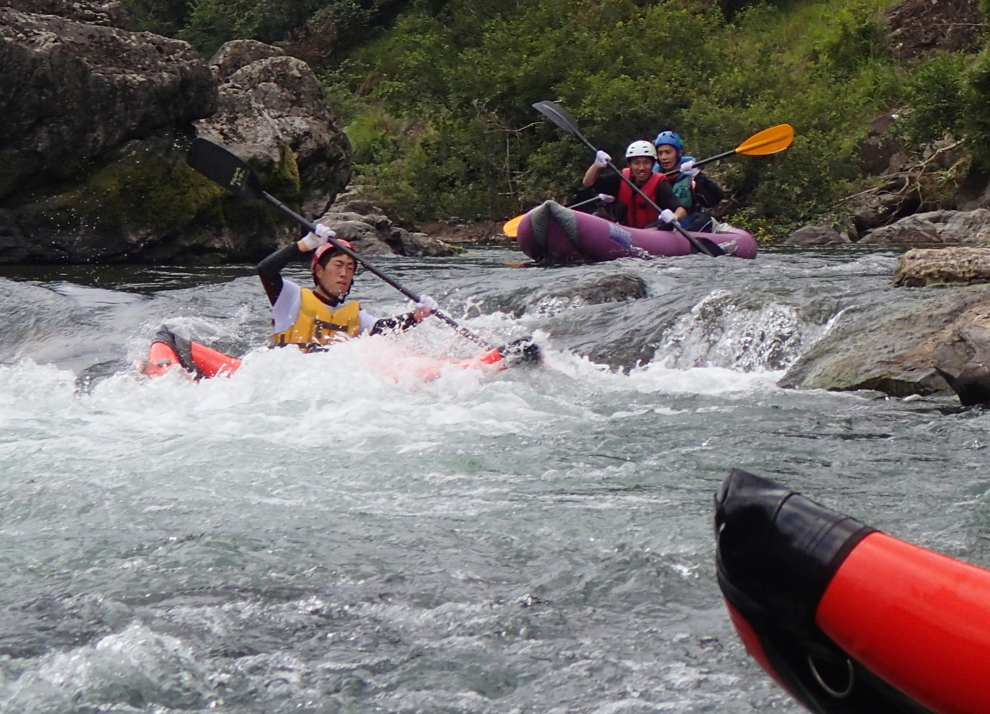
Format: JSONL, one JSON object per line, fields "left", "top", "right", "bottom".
{"left": 808, "top": 4, "right": 890, "bottom": 78}
{"left": 962, "top": 47, "right": 990, "bottom": 167}
{"left": 897, "top": 53, "right": 969, "bottom": 146}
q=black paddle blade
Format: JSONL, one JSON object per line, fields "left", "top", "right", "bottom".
{"left": 532, "top": 101, "right": 581, "bottom": 137}
{"left": 502, "top": 338, "right": 542, "bottom": 368}
{"left": 693, "top": 236, "right": 725, "bottom": 257}
{"left": 186, "top": 138, "right": 264, "bottom": 200}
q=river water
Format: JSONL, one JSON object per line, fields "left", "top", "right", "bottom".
{"left": 0, "top": 245, "right": 988, "bottom": 713}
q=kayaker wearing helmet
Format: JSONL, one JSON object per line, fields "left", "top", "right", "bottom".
{"left": 582, "top": 140, "right": 687, "bottom": 229}
{"left": 653, "top": 130, "right": 725, "bottom": 233}
{"left": 257, "top": 224, "right": 438, "bottom": 351}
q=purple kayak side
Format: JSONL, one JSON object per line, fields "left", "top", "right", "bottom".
{"left": 516, "top": 200, "right": 758, "bottom": 262}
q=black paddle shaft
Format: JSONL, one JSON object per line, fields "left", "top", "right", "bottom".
{"left": 532, "top": 101, "right": 722, "bottom": 258}
{"left": 185, "top": 138, "right": 503, "bottom": 353}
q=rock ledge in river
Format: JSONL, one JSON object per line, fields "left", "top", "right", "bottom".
{"left": 778, "top": 284, "right": 990, "bottom": 397}
{"left": 894, "top": 247, "right": 990, "bottom": 287}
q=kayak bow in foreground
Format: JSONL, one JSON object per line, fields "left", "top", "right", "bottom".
{"left": 715, "top": 468, "right": 990, "bottom": 714}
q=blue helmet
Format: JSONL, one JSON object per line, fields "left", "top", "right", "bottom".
{"left": 654, "top": 130, "right": 684, "bottom": 154}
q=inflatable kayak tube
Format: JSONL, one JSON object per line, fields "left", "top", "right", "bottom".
{"left": 515, "top": 200, "right": 758, "bottom": 262}
{"left": 141, "top": 327, "right": 242, "bottom": 379}
{"left": 715, "top": 468, "right": 990, "bottom": 714}
{"left": 140, "top": 327, "right": 511, "bottom": 382}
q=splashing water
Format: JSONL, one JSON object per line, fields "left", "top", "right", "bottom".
{"left": 0, "top": 247, "right": 987, "bottom": 713}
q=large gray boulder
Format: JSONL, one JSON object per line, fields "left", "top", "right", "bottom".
{"left": 778, "top": 283, "right": 990, "bottom": 396}
{"left": 0, "top": 7, "right": 216, "bottom": 203}
{"left": 861, "top": 209, "right": 990, "bottom": 246}
{"left": 0, "top": 9, "right": 353, "bottom": 264}
{"left": 932, "top": 320, "right": 990, "bottom": 405}
{"left": 197, "top": 40, "right": 351, "bottom": 226}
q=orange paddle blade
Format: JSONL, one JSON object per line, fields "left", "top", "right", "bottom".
{"left": 735, "top": 124, "right": 794, "bottom": 156}
{"left": 502, "top": 212, "right": 526, "bottom": 238}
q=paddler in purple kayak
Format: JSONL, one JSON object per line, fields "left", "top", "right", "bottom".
{"left": 653, "top": 130, "right": 725, "bottom": 233}
{"left": 581, "top": 140, "right": 687, "bottom": 229}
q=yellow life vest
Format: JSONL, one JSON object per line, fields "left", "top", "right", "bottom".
{"left": 272, "top": 288, "right": 362, "bottom": 350}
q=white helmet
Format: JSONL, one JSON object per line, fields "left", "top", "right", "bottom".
{"left": 625, "top": 140, "right": 657, "bottom": 160}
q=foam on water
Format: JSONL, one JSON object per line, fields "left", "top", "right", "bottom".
{"left": 3, "top": 249, "right": 987, "bottom": 713}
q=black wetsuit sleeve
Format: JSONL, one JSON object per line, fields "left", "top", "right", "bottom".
{"left": 258, "top": 244, "right": 305, "bottom": 305}
{"left": 369, "top": 313, "right": 419, "bottom": 335}
{"left": 592, "top": 172, "right": 621, "bottom": 197}
{"left": 694, "top": 172, "right": 725, "bottom": 208}
{"left": 652, "top": 180, "right": 683, "bottom": 211}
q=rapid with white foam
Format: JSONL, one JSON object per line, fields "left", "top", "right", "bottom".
{"left": 1, "top": 247, "right": 988, "bottom": 713}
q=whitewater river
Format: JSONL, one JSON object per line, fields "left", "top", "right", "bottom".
{"left": 1, "top": 244, "right": 988, "bottom": 713}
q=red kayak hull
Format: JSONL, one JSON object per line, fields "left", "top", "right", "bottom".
{"left": 715, "top": 468, "right": 990, "bottom": 714}
{"left": 142, "top": 339, "right": 242, "bottom": 379}
{"left": 142, "top": 335, "right": 507, "bottom": 382}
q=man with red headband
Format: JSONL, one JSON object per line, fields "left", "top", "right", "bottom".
{"left": 257, "top": 223, "right": 438, "bottom": 351}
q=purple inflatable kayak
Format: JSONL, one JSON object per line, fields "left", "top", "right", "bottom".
{"left": 515, "top": 200, "right": 758, "bottom": 262}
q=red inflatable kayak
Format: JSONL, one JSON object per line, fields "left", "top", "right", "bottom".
{"left": 715, "top": 468, "right": 990, "bottom": 714}
{"left": 142, "top": 328, "right": 241, "bottom": 379}
{"left": 140, "top": 327, "right": 512, "bottom": 381}
{"left": 516, "top": 200, "right": 758, "bottom": 262}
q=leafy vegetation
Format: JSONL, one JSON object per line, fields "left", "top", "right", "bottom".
{"left": 122, "top": 0, "right": 989, "bottom": 238}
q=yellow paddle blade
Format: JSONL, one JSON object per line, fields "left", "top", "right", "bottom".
{"left": 735, "top": 124, "right": 794, "bottom": 156}
{"left": 502, "top": 212, "right": 526, "bottom": 238}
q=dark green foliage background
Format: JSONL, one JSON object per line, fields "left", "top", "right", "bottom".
{"left": 122, "top": 0, "right": 988, "bottom": 238}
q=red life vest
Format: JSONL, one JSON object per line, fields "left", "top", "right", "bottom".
{"left": 617, "top": 170, "right": 665, "bottom": 228}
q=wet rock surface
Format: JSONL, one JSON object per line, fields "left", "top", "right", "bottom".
{"left": 0, "top": 8, "right": 351, "bottom": 264}
{"left": 779, "top": 283, "right": 990, "bottom": 398}
{"left": 894, "top": 246, "right": 990, "bottom": 287}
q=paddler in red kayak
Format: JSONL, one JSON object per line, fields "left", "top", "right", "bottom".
{"left": 258, "top": 223, "right": 439, "bottom": 351}
{"left": 581, "top": 140, "right": 687, "bottom": 229}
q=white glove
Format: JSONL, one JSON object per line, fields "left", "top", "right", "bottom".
{"left": 300, "top": 223, "right": 336, "bottom": 250}
{"left": 598, "top": 193, "right": 615, "bottom": 204}
{"left": 594, "top": 150, "right": 611, "bottom": 168}
{"left": 414, "top": 294, "right": 439, "bottom": 320}
{"left": 679, "top": 160, "right": 699, "bottom": 178}
{"left": 659, "top": 208, "right": 678, "bottom": 224}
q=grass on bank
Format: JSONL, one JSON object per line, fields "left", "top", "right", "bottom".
{"left": 325, "top": 0, "right": 985, "bottom": 239}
